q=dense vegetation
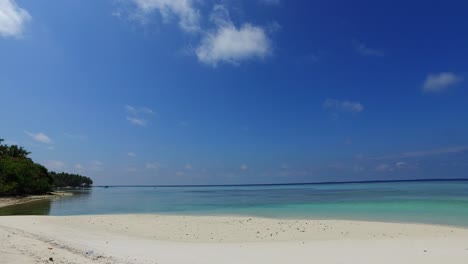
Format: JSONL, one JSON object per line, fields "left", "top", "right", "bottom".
{"left": 49, "top": 171, "right": 93, "bottom": 188}
{"left": 0, "top": 139, "right": 92, "bottom": 196}
{"left": 0, "top": 156, "right": 53, "bottom": 195}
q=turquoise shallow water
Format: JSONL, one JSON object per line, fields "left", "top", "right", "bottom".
{"left": 2, "top": 180, "right": 468, "bottom": 227}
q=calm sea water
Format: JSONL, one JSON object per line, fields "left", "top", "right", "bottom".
{"left": 2, "top": 180, "right": 468, "bottom": 227}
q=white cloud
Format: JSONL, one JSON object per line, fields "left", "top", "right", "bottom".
{"left": 125, "top": 105, "right": 137, "bottom": 114}
{"left": 25, "top": 131, "right": 52, "bottom": 144}
{"left": 240, "top": 164, "right": 248, "bottom": 171}
{"left": 0, "top": 0, "right": 31, "bottom": 38}
{"left": 128, "top": 152, "right": 136, "bottom": 157}
{"left": 125, "top": 105, "right": 154, "bottom": 115}
{"left": 323, "top": 99, "right": 364, "bottom": 114}
{"left": 185, "top": 164, "right": 193, "bottom": 170}
{"left": 146, "top": 162, "right": 160, "bottom": 169}
{"left": 112, "top": 11, "right": 122, "bottom": 19}
{"left": 126, "top": 116, "right": 147, "bottom": 126}
{"left": 355, "top": 42, "right": 384, "bottom": 57}
{"left": 139, "top": 107, "right": 155, "bottom": 115}
{"left": 123, "top": 2, "right": 275, "bottom": 66}
{"left": 44, "top": 160, "right": 66, "bottom": 171}
{"left": 423, "top": 72, "right": 463, "bottom": 92}
{"left": 125, "top": 105, "right": 155, "bottom": 126}
{"left": 74, "top": 164, "right": 84, "bottom": 170}
{"left": 265, "top": 21, "right": 282, "bottom": 34}
{"left": 376, "top": 161, "right": 414, "bottom": 172}
{"left": 131, "top": 0, "right": 200, "bottom": 33}
{"left": 196, "top": 5, "right": 272, "bottom": 66}
{"left": 395, "top": 161, "right": 407, "bottom": 168}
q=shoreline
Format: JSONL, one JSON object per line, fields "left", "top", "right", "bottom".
{"left": 145, "top": 212, "right": 468, "bottom": 230}
{"left": 0, "top": 191, "right": 72, "bottom": 208}
{"left": 2, "top": 205, "right": 467, "bottom": 229}
{"left": 1, "top": 214, "right": 467, "bottom": 263}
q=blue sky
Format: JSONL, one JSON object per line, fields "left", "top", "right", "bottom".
{"left": 1, "top": 0, "right": 467, "bottom": 185}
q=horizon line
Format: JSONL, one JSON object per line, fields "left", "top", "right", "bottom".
{"left": 91, "top": 178, "right": 468, "bottom": 188}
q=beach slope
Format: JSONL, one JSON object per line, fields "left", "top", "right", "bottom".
{"left": 1, "top": 215, "right": 467, "bottom": 264}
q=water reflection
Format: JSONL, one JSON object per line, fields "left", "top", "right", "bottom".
{"left": 0, "top": 199, "right": 52, "bottom": 216}
{"left": 0, "top": 189, "right": 92, "bottom": 216}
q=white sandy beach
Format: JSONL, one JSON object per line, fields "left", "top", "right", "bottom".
{"left": 1, "top": 215, "right": 467, "bottom": 264}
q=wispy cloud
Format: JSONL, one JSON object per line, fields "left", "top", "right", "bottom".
{"left": 372, "top": 146, "right": 468, "bottom": 160}
{"left": 125, "top": 105, "right": 155, "bottom": 115}
{"left": 375, "top": 161, "right": 414, "bottom": 172}
{"left": 240, "top": 164, "right": 248, "bottom": 171}
{"left": 146, "top": 162, "right": 161, "bottom": 169}
{"left": 128, "top": 152, "right": 136, "bottom": 157}
{"left": 25, "top": 131, "right": 52, "bottom": 144}
{"left": 125, "top": 105, "right": 155, "bottom": 126}
{"left": 423, "top": 72, "right": 463, "bottom": 92}
{"left": 126, "top": 116, "right": 147, "bottom": 126}
{"left": 196, "top": 5, "right": 272, "bottom": 66}
{"left": 266, "top": 21, "right": 281, "bottom": 33}
{"left": 395, "top": 161, "right": 407, "bottom": 168}
{"left": 354, "top": 41, "right": 384, "bottom": 57}
{"left": 130, "top": 0, "right": 200, "bottom": 33}
{"left": 0, "top": 0, "right": 31, "bottom": 38}
{"left": 323, "top": 99, "right": 364, "bottom": 114}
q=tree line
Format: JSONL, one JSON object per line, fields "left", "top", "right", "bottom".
{"left": 49, "top": 171, "right": 93, "bottom": 188}
{"left": 0, "top": 139, "right": 93, "bottom": 196}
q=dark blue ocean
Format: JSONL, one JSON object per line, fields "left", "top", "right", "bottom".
{"left": 2, "top": 180, "right": 468, "bottom": 227}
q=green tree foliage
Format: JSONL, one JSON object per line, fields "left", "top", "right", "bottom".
{"left": 49, "top": 171, "right": 93, "bottom": 188}
{"left": 0, "top": 156, "right": 53, "bottom": 195}
{"left": 0, "top": 139, "right": 5, "bottom": 156}
{"left": 0, "top": 139, "right": 92, "bottom": 196}
{"left": 0, "top": 139, "right": 30, "bottom": 158}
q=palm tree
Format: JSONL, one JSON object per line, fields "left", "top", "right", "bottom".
{"left": 7, "top": 145, "right": 31, "bottom": 158}
{"left": 0, "top": 139, "right": 31, "bottom": 158}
